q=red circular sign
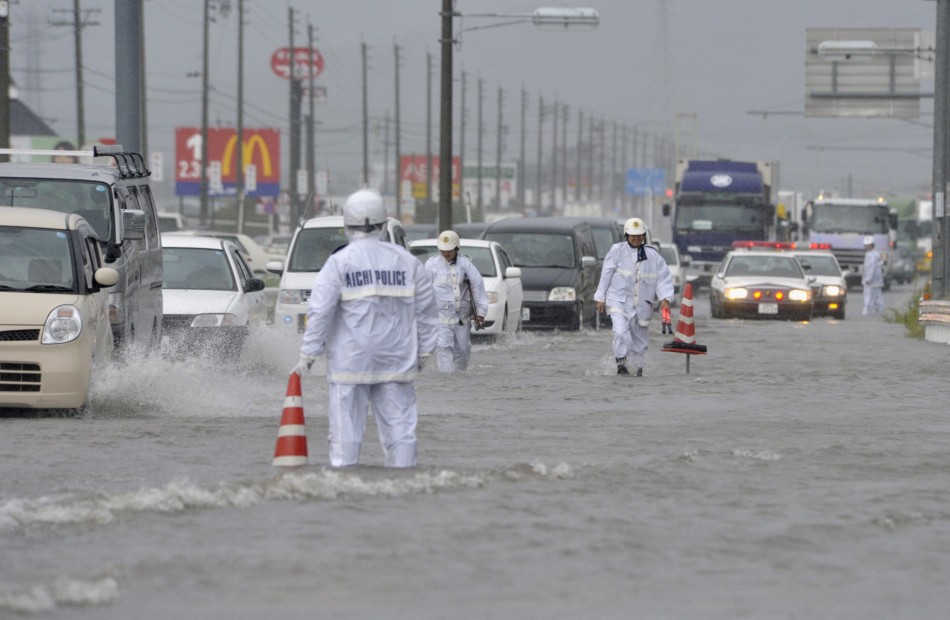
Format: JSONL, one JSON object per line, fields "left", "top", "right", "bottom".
{"left": 270, "top": 47, "right": 324, "bottom": 80}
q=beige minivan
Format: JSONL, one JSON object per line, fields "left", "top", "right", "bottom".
{"left": 0, "top": 208, "right": 119, "bottom": 414}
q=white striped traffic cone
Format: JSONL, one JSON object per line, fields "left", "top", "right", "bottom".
{"left": 272, "top": 373, "right": 308, "bottom": 467}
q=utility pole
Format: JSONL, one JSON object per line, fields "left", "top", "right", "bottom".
{"left": 426, "top": 51, "right": 433, "bottom": 215}
{"left": 477, "top": 76, "right": 483, "bottom": 213}
{"left": 598, "top": 119, "right": 606, "bottom": 202}
{"left": 575, "top": 109, "right": 583, "bottom": 202}
{"left": 306, "top": 21, "right": 316, "bottom": 220}
{"left": 394, "top": 42, "right": 402, "bottom": 221}
{"left": 933, "top": 0, "right": 950, "bottom": 299}
{"left": 550, "top": 99, "right": 558, "bottom": 212}
{"left": 537, "top": 94, "right": 544, "bottom": 212}
{"left": 51, "top": 2, "right": 99, "bottom": 147}
{"left": 459, "top": 70, "right": 466, "bottom": 219}
{"left": 236, "top": 0, "right": 246, "bottom": 233}
{"left": 382, "top": 112, "right": 390, "bottom": 195}
{"left": 0, "top": 1, "right": 9, "bottom": 158}
{"left": 494, "top": 85, "right": 503, "bottom": 211}
{"left": 288, "top": 9, "right": 304, "bottom": 225}
{"left": 611, "top": 121, "right": 618, "bottom": 212}
{"left": 198, "top": 0, "right": 210, "bottom": 225}
{"left": 519, "top": 84, "right": 527, "bottom": 208}
{"left": 437, "top": 0, "right": 453, "bottom": 230}
{"left": 561, "top": 104, "right": 568, "bottom": 209}
{"left": 362, "top": 40, "right": 369, "bottom": 186}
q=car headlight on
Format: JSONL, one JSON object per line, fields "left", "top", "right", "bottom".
{"left": 486, "top": 291, "right": 498, "bottom": 304}
{"left": 278, "top": 289, "right": 306, "bottom": 305}
{"left": 548, "top": 287, "right": 576, "bottom": 301}
{"left": 43, "top": 305, "right": 82, "bottom": 344}
{"left": 191, "top": 313, "right": 240, "bottom": 327}
{"left": 724, "top": 287, "right": 748, "bottom": 300}
{"left": 788, "top": 289, "right": 811, "bottom": 302}
{"left": 822, "top": 285, "right": 843, "bottom": 297}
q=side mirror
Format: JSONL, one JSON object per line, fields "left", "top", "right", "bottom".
{"left": 122, "top": 209, "right": 146, "bottom": 241}
{"left": 581, "top": 255, "right": 597, "bottom": 269}
{"left": 265, "top": 260, "right": 284, "bottom": 274}
{"left": 94, "top": 267, "right": 120, "bottom": 288}
{"left": 505, "top": 266, "right": 522, "bottom": 279}
{"left": 245, "top": 278, "right": 266, "bottom": 293}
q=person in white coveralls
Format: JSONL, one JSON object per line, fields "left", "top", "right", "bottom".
{"left": 293, "top": 189, "right": 438, "bottom": 468}
{"left": 424, "top": 230, "right": 489, "bottom": 372}
{"left": 594, "top": 217, "right": 674, "bottom": 376}
{"left": 862, "top": 235, "right": 885, "bottom": 317}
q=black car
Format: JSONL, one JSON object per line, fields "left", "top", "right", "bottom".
{"left": 482, "top": 217, "right": 599, "bottom": 330}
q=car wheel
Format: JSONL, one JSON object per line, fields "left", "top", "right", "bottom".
{"left": 501, "top": 307, "right": 508, "bottom": 333}
{"left": 835, "top": 306, "right": 846, "bottom": 320}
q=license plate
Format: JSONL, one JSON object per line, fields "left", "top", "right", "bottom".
{"left": 758, "top": 303, "right": 778, "bottom": 315}
{"left": 522, "top": 307, "right": 530, "bottom": 321}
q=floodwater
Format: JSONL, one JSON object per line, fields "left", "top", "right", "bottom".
{"left": 2, "top": 284, "right": 950, "bottom": 619}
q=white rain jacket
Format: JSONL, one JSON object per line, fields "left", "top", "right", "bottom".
{"left": 594, "top": 242, "right": 674, "bottom": 326}
{"left": 863, "top": 248, "right": 885, "bottom": 288}
{"left": 301, "top": 235, "right": 438, "bottom": 384}
{"left": 424, "top": 254, "right": 489, "bottom": 325}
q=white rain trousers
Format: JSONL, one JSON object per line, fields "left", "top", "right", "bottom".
{"left": 425, "top": 254, "right": 489, "bottom": 372}
{"left": 862, "top": 248, "right": 885, "bottom": 316}
{"left": 301, "top": 235, "right": 438, "bottom": 467}
{"left": 594, "top": 242, "right": 674, "bottom": 368}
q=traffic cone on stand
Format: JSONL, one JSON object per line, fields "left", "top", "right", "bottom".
{"left": 272, "top": 372, "right": 309, "bottom": 467}
{"left": 662, "top": 282, "right": 708, "bottom": 374}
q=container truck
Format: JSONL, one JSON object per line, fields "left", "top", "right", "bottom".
{"left": 662, "top": 159, "right": 778, "bottom": 287}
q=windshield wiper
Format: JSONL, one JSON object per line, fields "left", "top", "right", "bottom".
{"left": 23, "top": 284, "right": 74, "bottom": 292}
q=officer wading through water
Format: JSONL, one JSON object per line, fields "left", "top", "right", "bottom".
{"left": 424, "top": 230, "right": 489, "bottom": 373}
{"left": 594, "top": 217, "right": 674, "bottom": 376}
{"left": 293, "top": 189, "right": 438, "bottom": 468}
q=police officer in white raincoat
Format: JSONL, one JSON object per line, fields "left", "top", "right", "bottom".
{"left": 424, "top": 230, "right": 489, "bottom": 372}
{"left": 862, "top": 235, "right": 885, "bottom": 316}
{"left": 294, "top": 189, "right": 438, "bottom": 468}
{"left": 594, "top": 217, "right": 674, "bottom": 376}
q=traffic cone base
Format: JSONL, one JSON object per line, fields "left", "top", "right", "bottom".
{"left": 273, "top": 373, "right": 309, "bottom": 467}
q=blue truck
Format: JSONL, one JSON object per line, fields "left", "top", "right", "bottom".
{"left": 662, "top": 159, "right": 778, "bottom": 287}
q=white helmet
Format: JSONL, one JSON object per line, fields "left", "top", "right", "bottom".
{"left": 624, "top": 217, "right": 647, "bottom": 236}
{"left": 437, "top": 230, "right": 460, "bottom": 251}
{"left": 343, "top": 189, "right": 387, "bottom": 228}
{"left": 863, "top": 235, "right": 875, "bottom": 246}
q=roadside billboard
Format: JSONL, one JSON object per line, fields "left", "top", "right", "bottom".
{"left": 400, "top": 154, "right": 461, "bottom": 200}
{"left": 175, "top": 127, "right": 281, "bottom": 197}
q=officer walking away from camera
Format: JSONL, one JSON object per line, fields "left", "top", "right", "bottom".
{"left": 862, "top": 235, "right": 885, "bottom": 317}
{"left": 293, "top": 189, "right": 438, "bottom": 468}
{"left": 595, "top": 217, "right": 674, "bottom": 376}
{"left": 424, "top": 230, "right": 489, "bottom": 373}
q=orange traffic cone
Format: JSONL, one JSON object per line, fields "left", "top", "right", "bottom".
{"left": 272, "top": 372, "right": 309, "bottom": 467}
{"left": 662, "top": 282, "right": 707, "bottom": 373}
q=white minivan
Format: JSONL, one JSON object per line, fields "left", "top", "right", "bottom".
{"left": 267, "top": 216, "right": 408, "bottom": 331}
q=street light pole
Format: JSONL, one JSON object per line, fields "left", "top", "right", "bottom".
{"left": 438, "top": 4, "right": 599, "bottom": 231}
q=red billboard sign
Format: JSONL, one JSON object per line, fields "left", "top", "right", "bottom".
{"left": 400, "top": 154, "right": 461, "bottom": 199}
{"left": 175, "top": 127, "right": 281, "bottom": 197}
{"left": 271, "top": 47, "right": 324, "bottom": 80}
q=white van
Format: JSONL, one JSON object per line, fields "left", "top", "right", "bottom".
{"left": 267, "top": 215, "right": 408, "bottom": 331}
{"left": 0, "top": 146, "right": 163, "bottom": 356}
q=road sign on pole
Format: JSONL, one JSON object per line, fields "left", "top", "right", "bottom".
{"left": 626, "top": 168, "right": 665, "bottom": 196}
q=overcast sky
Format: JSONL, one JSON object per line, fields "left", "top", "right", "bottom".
{"left": 9, "top": 0, "right": 940, "bottom": 202}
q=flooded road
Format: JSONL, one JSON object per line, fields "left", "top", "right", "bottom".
{"left": 2, "top": 283, "right": 949, "bottom": 618}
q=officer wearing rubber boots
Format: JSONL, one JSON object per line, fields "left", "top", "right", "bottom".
{"left": 424, "top": 230, "right": 489, "bottom": 373}
{"left": 862, "top": 235, "right": 885, "bottom": 316}
{"left": 594, "top": 217, "right": 674, "bottom": 376}
{"left": 294, "top": 189, "right": 438, "bottom": 468}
